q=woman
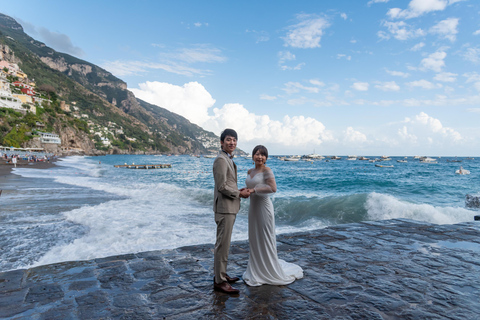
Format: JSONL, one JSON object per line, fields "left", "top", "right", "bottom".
{"left": 243, "top": 145, "right": 303, "bottom": 286}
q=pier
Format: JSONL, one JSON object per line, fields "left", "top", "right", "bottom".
{"left": 114, "top": 164, "right": 172, "bottom": 169}
{"left": 1, "top": 219, "right": 479, "bottom": 319}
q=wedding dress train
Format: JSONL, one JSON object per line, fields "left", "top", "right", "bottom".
{"left": 243, "top": 171, "right": 303, "bottom": 286}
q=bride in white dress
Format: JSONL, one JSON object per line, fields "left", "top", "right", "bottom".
{"left": 243, "top": 145, "right": 303, "bottom": 286}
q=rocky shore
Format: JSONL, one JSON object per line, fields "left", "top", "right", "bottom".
{"left": 1, "top": 219, "right": 479, "bottom": 319}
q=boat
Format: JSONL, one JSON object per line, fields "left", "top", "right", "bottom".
{"left": 284, "top": 156, "right": 300, "bottom": 162}
{"left": 303, "top": 153, "right": 325, "bottom": 160}
{"left": 375, "top": 164, "right": 394, "bottom": 168}
{"left": 330, "top": 156, "right": 341, "bottom": 160}
{"left": 420, "top": 157, "right": 437, "bottom": 164}
{"left": 203, "top": 154, "right": 216, "bottom": 158}
{"left": 455, "top": 166, "right": 470, "bottom": 175}
{"left": 347, "top": 155, "right": 357, "bottom": 160}
{"left": 358, "top": 156, "right": 370, "bottom": 160}
{"left": 397, "top": 160, "right": 407, "bottom": 163}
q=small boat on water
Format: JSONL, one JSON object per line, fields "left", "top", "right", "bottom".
{"left": 375, "top": 164, "right": 394, "bottom": 168}
{"left": 455, "top": 166, "right": 470, "bottom": 175}
{"left": 284, "top": 156, "right": 300, "bottom": 162}
{"left": 397, "top": 160, "right": 407, "bottom": 163}
{"left": 420, "top": 157, "right": 438, "bottom": 163}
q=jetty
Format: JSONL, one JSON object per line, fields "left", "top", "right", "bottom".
{"left": 114, "top": 164, "right": 172, "bottom": 169}
{"left": 1, "top": 219, "right": 479, "bottom": 319}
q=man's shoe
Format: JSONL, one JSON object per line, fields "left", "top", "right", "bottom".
{"left": 225, "top": 274, "right": 240, "bottom": 283}
{"left": 214, "top": 281, "right": 240, "bottom": 294}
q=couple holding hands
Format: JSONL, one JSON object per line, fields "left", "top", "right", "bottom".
{"left": 213, "top": 128, "right": 303, "bottom": 294}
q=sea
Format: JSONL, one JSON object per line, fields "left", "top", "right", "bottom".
{"left": 0, "top": 154, "right": 478, "bottom": 272}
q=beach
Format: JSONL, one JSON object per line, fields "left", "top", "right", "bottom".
{"left": 0, "top": 158, "right": 58, "bottom": 175}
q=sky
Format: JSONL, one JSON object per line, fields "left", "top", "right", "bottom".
{"left": 2, "top": 0, "right": 480, "bottom": 156}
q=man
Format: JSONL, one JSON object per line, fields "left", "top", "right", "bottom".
{"left": 213, "top": 128, "right": 250, "bottom": 294}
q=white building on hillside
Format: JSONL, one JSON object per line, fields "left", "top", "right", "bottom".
{"left": 39, "top": 132, "right": 61, "bottom": 144}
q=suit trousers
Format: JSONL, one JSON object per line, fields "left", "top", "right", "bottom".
{"left": 214, "top": 212, "right": 237, "bottom": 284}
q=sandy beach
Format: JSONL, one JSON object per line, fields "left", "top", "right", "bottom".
{"left": 0, "top": 158, "right": 59, "bottom": 180}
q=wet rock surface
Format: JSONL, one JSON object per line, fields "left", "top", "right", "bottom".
{"left": 1, "top": 219, "right": 480, "bottom": 319}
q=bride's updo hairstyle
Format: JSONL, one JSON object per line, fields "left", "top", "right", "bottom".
{"left": 252, "top": 145, "right": 268, "bottom": 161}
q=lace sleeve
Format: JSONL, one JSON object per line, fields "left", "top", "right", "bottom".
{"left": 254, "top": 169, "right": 277, "bottom": 195}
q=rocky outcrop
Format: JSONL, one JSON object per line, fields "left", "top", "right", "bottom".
{"left": 466, "top": 193, "right": 480, "bottom": 209}
{"left": 39, "top": 56, "right": 69, "bottom": 73}
{"left": 0, "top": 43, "right": 20, "bottom": 64}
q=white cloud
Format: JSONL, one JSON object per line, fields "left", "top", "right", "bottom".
{"left": 466, "top": 108, "right": 480, "bottom": 114}
{"left": 406, "top": 79, "right": 441, "bottom": 89}
{"left": 278, "top": 51, "right": 305, "bottom": 70}
{"left": 381, "top": 21, "right": 425, "bottom": 41}
{"left": 309, "top": 79, "right": 325, "bottom": 87}
{"left": 282, "top": 82, "right": 320, "bottom": 94}
{"left": 246, "top": 29, "right": 270, "bottom": 43}
{"left": 352, "top": 82, "right": 369, "bottom": 91}
{"left": 283, "top": 14, "right": 331, "bottom": 49}
{"left": 463, "top": 72, "right": 480, "bottom": 83}
{"left": 474, "top": 30, "right": 480, "bottom": 36}
{"left": 175, "top": 45, "right": 226, "bottom": 63}
{"left": 409, "top": 112, "right": 462, "bottom": 141}
{"left": 344, "top": 127, "right": 367, "bottom": 143}
{"left": 103, "top": 44, "right": 225, "bottom": 77}
{"left": 206, "top": 104, "right": 334, "bottom": 147}
{"left": 434, "top": 72, "right": 457, "bottom": 82}
{"left": 462, "top": 47, "right": 480, "bottom": 64}
{"left": 337, "top": 54, "right": 352, "bottom": 60}
{"left": 102, "top": 60, "right": 207, "bottom": 77}
{"left": 410, "top": 42, "right": 425, "bottom": 51}
{"left": 260, "top": 94, "right": 277, "bottom": 101}
{"left": 130, "top": 81, "right": 215, "bottom": 125}
{"left": 420, "top": 51, "right": 447, "bottom": 72}
{"left": 429, "top": 18, "right": 459, "bottom": 42}
{"left": 386, "top": 69, "right": 410, "bottom": 77}
{"left": 397, "top": 126, "right": 418, "bottom": 143}
{"left": 368, "top": 0, "right": 390, "bottom": 6}
{"left": 375, "top": 81, "right": 400, "bottom": 91}
{"left": 387, "top": 0, "right": 448, "bottom": 19}
{"left": 278, "top": 51, "right": 296, "bottom": 63}
{"left": 340, "top": 13, "right": 348, "bottom": 20}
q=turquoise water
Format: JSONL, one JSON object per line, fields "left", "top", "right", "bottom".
{"left": 0, "top": 154, "right": 478, "bottom": 271}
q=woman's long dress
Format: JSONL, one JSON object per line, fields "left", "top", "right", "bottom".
{"left": 242, "top": 171, "right": 303, "bottom": 286}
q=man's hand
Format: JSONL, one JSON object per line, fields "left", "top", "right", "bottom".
{"left": 239, "top": 188, "right": 251, "bottom": 198}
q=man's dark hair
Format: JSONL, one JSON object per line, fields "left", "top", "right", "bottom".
{"left": 220, "top": 129, "right": 238, "bottom": 142}
{"left": 252, "top": 145, "right": 268, "bottom": 160}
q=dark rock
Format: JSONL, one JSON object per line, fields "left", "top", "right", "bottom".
{"left": 465, "top": 193, "right": 480, "bottom": 209}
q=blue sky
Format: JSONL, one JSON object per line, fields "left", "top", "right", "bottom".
{"left": 2, "top": 0, "right": 480, "bottom": 156}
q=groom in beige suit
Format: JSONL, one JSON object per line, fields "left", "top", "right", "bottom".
{"left": 213, "top": 128, "right": 250, "bottom": 294}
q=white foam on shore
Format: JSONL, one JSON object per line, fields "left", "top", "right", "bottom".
{"left": 365, "top": 192, "right": 473, "bottom": 224}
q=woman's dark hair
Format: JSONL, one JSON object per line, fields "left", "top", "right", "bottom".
{"left": 220, "top": 128, "right": 238, "bottom": 142}
{"left": 252, "top": 145, "right": 268, "bottom": 160}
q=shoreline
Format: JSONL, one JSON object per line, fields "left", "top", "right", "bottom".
{"left": 0, "top": 157, "right": 59, "bottom": 177}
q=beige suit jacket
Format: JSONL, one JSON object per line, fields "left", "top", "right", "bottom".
{"left": 213, "top": 151, "right": 241, "bottom": 214}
